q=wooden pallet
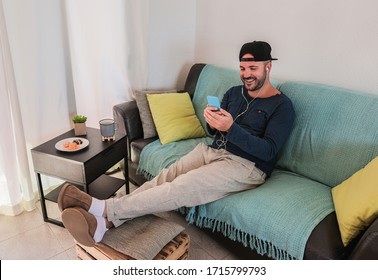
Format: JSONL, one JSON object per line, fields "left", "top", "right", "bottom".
{"left": 75, "top": 232, "right": 190, "bottom": 260}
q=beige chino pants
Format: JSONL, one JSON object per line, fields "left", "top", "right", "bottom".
{"left": 106, "top": 143, "right": 266, "bottom": 227}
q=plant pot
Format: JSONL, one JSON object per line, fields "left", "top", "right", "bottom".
{"left": 74, "top": 123, "right": 87, "bottom": 136}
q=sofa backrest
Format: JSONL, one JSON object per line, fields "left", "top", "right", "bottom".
{"left": 276, "top": 81, "right": 378, "bottom": 187}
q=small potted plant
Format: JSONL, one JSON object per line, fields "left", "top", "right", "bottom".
{"left": 72, "top": 114, "right": 87, "bottom": 136}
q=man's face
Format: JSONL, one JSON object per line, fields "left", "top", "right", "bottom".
{"left": 239, "top": 54, "right": 268, "bottom": 92}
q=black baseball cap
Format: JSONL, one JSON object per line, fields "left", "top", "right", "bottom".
{"left": 239, "top": 41, "right": 278, "bottom": 62}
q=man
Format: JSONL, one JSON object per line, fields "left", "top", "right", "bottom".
{"left": 58, "top": 41, "right": 295, "bottom": 247}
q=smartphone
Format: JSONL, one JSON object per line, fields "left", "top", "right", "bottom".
{"left": 207, "top": 96, "right": 221, "bottom": 111}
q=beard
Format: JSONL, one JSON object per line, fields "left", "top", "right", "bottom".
{"left": 242, "top": 71, "right": 267, "bottom": 92}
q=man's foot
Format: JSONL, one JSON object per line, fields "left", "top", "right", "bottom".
{"left": 61, "top": 207, "right": 107, "bottom": 247}
{"left": 57, "top": 183, "right": 92, "bottom": 212}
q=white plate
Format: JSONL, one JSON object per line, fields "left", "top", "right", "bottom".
{"left": 55, "top": 137, "right": 89, "bottom": 152}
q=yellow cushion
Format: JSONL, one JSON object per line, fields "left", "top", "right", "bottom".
{"left": 332, "top": 156, "right": 378, "bottom": 246}
{"left": 147, "top": 92, "right": 206, "bottom": 144}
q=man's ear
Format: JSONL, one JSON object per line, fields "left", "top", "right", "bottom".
{"left": 265, "top": 61, "right": 272, "bottom": 73}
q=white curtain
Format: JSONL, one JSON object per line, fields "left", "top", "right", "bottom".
{"left": 64, "top": 0, "right": 148, "bottom": 127}
{"left": 0, "top": 1, "right": 34, "bottom": 215}
{"left": 0, "top": 0, "right": 148, "bottom": 216}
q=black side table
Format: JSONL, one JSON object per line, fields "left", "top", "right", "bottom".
{"left": 31, "top": 127, "right": 129, "bottom": 226}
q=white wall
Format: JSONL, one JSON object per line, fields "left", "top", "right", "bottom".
{"left": 146, "top": 0, "right": 196, "bottom": 90}
{"left": 195, "top": 0, "right": 378, "bottom": 95}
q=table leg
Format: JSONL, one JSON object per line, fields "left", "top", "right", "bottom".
{"left": 35, "top": 173, "right": 64, "bottom": 227}
{"left": 36, "top": 173, "right": 48, "bottom": 222}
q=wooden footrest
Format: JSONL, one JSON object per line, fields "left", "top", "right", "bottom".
{"left": 75, "top": 232, "right": 190, "bottom": 260}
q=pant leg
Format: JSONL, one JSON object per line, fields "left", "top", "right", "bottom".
{"left": 107, "top": 143, "right": 209, "bottom": 227}
{"left": 107, "top": 144, "right": 266, "bottom": 227}
{"left": 130, "top": 143, "right": 208, "bottom": 195}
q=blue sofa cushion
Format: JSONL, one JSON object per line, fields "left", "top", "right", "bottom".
{"left": 276, "top": 81, "right": 378, "bottom": 187}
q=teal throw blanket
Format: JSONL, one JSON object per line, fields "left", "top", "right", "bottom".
{"left": 181, "top": 170, "right": 334, "bottom": 260}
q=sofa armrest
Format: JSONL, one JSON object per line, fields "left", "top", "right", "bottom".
{"left": 348, "top": 217, "right": 378, "bottom": 259}
{"left": 113, "top": 100, "right": 143, "bottom": 143}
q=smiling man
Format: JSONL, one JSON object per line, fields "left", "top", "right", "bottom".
{"left": 58, "top": 41, "right": 295, "bottom": 247}
{"left": 204, "top": 41, "right": 295, "bottom": 174}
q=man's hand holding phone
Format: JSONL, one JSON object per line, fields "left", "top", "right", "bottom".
{"left": 205, "top": 96, "right": 233, "bottom": 132}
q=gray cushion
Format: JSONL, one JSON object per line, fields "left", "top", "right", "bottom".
{"left": 135, "top": 89, "right": 176, "bottom": 139}
{"left": 102, "top": 214, "right": 184, "bottom": 260}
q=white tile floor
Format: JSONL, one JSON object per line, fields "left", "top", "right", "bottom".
{"left": 0, "top": 173, "right": 241, "bottom": 260}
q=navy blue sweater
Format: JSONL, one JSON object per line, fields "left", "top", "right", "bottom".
{"left": 208, "top": 85, "right": 295, "bottom": 176}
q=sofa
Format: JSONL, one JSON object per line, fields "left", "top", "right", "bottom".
{"left": 113, "top": 63, "right": 378, "bottom": 260}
